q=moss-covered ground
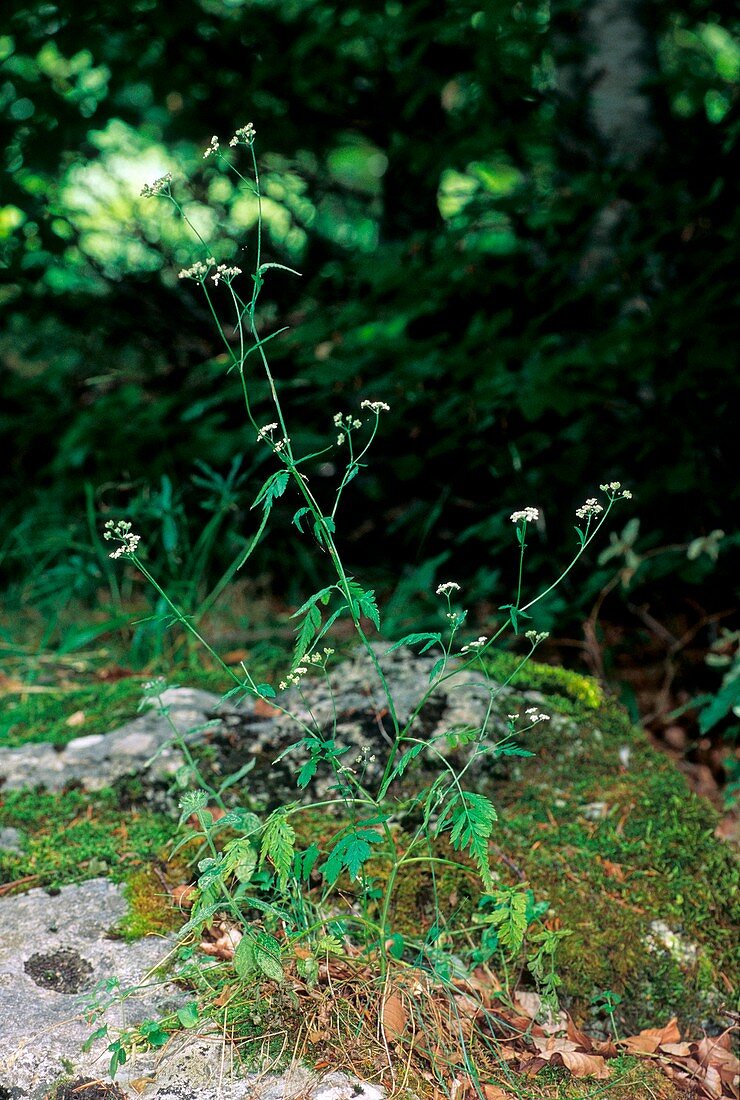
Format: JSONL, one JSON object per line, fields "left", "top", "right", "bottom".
{"left": 1, "top": 646, "right": 737, "bottom": 1078}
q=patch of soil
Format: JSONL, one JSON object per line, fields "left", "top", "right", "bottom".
{"left": 24, "top": 948, "right": 94, "bottom": 993}
{"left": 52, "top": 1078, "right": 127, "bottom": 1100}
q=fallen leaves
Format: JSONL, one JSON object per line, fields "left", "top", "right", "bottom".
{"left": 619, "top": 1020, "right": 739, "bottom": 1099}
{"left": 525, "top": 1036, "right": 610, "bottom": 1079}
{"left": 381, "top": 989, "right": 407, "bottom": 1042}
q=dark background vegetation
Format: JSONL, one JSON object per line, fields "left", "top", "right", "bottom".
{"left": 1, "top": 1, "right": 737, "bottom": 699}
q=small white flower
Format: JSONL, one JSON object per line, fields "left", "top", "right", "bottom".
{"left": 461, "top": 636, "right": 487, "bottom": 653}
{"left": 360, "top": 400, "right": 390, "bottom": 413}
{"left": 203, "top": 135, "right": 220, "bottom": 159}
{"left": 436, "top": 581, "right": 461, "bottom": 596}
{"left": 508, "top": 713, "right": 519, "bottom": 722}
{"left": 257, "top": 422, "right": 278, "bottom": 439}
{"left": 352, "top": 419, "right": 362, "bottom": 429}
{"left": 525, "top": 630, "right": 549, "bottom": 644}
{"left": 211, "top": 264, "right": 242, "bottom": 286}
{"left": 333, "top": 413, "right": 342, "bottom": 426}
{"left": 178, "top": 257, "right": 215, "bottom": 281}
{"left": 510, "top": 507, "right": 539, "bottom": 524}
{"left": 229, "top": 123, "right": 256, "bottom": 147}
{"left": 140, "top": 173, "right": 172, "bottom": 198}
{"left": 103, "top": 519, "right": 141, "bottom": 559}
{"left": 576, "top": 498, "right": 603, "bottom": 519}
{"left": 599, "top": 481, "right": 632, "bottom": 500}
{"left": 337, "top": 434, "right": 344, "bottom": 445}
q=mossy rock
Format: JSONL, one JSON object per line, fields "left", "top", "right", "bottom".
{"left": 481, "top": 655, "right": 739, "bottom": 1034}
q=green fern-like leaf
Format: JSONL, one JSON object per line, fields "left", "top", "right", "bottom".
{"left": 436, "top": 790, "right": 497, "bottom": 891}
{"left": 259, "top": 808, "right": 296, "bottom": 890}
{"left": 488, "top": 888, "right": 529, "bottom": 954}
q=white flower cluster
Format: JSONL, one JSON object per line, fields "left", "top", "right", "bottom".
{"left": 576, "top": 498, "right": 603, "bottom": 519}
{"left": 461, "top": 635, "right": 487, "bottom": 653}
{"left": 178, "top": 257, "right": 216, "bottom": 281}
{"left": 599, "top": 481, "right": 633, "bottom": 499}
{"left": 103, "top": 519, "right": 141, "bottom": 559}
{"left": 274, "top": 436, "right": 290, "bottom": 453}
{"left": 203, "top": 135, "right": 220, "bottom": 159}
{"left": 211, "top": 264, "right": 242, "bottom": 286}
{"left": 510, "top": 507, "right": 539, "bottom": 524}
{"left": 142, "top": 676, "right": 167, "bottom": 695}
{"left": 525, "top": 706, "right": 551, "bottom": 723}
{"left": 436, "top": 581, "right": 460, "bottom": 596}
{"left": 525, "top": 630, "right": 549, "bottom": 644}
{"left": 257, "top": 423, "right": 278, "bottom": 439}
{"left": 140, "top": 173, "right": 172, "bottom": 198}
{"left": 360, "top": 400, "right": 390, "bottom": 413}
{"left": 278, "top": 648, "right": 334, "bottom": 690}
{"left": 229, "top": 123, "right": 256, "bottom": 147}
{"left": 333, "top": 412, "right": 362, "bottom": 430}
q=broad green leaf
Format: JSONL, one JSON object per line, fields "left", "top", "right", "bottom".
{"left": 254, "top": 931, "right": 283, "bottom": 982}
{"left": 176, "top": 1002, "right": 199, "bottom": 1029}
{"left": 233, "top": 934, "right": 256, "bottom": 979}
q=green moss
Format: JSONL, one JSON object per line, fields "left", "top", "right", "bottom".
{"left": 485, "top": 683, "right": 740, "bottom": 1033}
{"left": 483, "top": 651, "right": 604, "bottom": 710}
{"left": 0, "top": 678, "right": 151, "bottom": 748}
{"left": 0, "top": 786, "right": 174, "bottom": 889}
{"left": 114, "top": 866, "right": 181, "bottom": 941}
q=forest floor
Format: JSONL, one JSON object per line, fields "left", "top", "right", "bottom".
{"left": 0, "top": 605, "right": 738, "bottom": 1100}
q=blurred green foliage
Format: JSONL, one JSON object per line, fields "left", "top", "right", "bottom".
{"left": 1, "top": 0, "right": 737, "bottom": 639}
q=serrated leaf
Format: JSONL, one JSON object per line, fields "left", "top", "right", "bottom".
{"left": 386, "top": 632, "right": 442, "bottom": 655}
{"left": 292, "top": 507, "right": 311, "bottom": 533}
{"left": 294, "top": 603, "right": 321, "bottom": 664}
{"left": 294, "top": 842, "right": 321, "bottom": 882}
{"left": 429, "top": 656, "right": 446, "bottom": 682}
{"left": 252, "top": 470, "right": 289, "bottom": 513}
{"left": 321, "top": 827, "right": 382, "bottom": 884}
{"left": 379, "top": 742, "right": 425, "bottom": 798}
{"left": 297, "top": 758, "right": 318, "bottom": 789}
{"left": 436, "top": 791, "right": 497, "bottom": 891}
{"left": 259, "top": 809, "right": 296, "bottom": 890}
{"left": 255, "top": 682, "right": 276, "bottom": 698}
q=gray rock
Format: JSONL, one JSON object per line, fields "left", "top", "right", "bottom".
{"left": 0, "top": 880, "right": 387, "bottom": 1100}
{"left": 0, "top": 688, "right": 221, "bottom": 793}
{"left": 0, "top": 878, "right": 181, "bottom": 1098}
{"left": 0, "top": 827, "right": 23, "bottom": 854}
{"left": 212, "top": 644, "right": 531, "bottom": 807}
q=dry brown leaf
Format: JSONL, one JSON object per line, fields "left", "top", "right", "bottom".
{"left": 696, "top": 1034, "right": 740, "bottom": 1081}
{"left": 65, "top": 709, "right": 86, "bottom": 727}
{"left": 531, "top": 1036, "right": 610, "bottom": 1079}
{"left": 128, "top": 1079, "right": 156, "bottom": 1094}
{"left": 566, "top": 1014, "right": 593, "bottom": 1051}
{"left": 382, "top": 991, "right": 407, "bottom": 1041}
{"left": 515, "top": 992, "right": 541, "bottom": 1019}
{"left": 559, "top": 1051, "right": 611, "bottom": 1080}
{"left": 701, "top": 1064, "right": 725, "bottom": 1100}
{"left": 481, "top": 1086, "right": 513, "bottom": 1099}
{"left": 171, "top": 884, "right": 196, "bottom": 909}
{"left": 622, "top": 1016, "right": 681, "bottom": 1054}
{"left": 661, "top": 1042, "right": 693, "bottom": 1057}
